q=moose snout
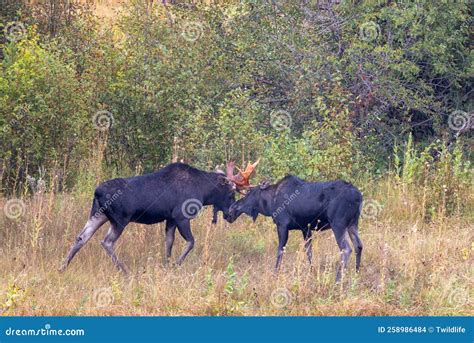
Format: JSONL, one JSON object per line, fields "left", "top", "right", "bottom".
{"left": 226, "top": 204, "right": 239, "bottom": 223}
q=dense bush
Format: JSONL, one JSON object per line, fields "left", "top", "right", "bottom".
{"left": 0, "top": 32, "right": 92, "bottom": 192}
{"left": 1, "top": 0, "right": 472, "bottom": 209}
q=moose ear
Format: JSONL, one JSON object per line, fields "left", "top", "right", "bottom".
{"left": 259, "top": 180, "right": 270, "bottom": 190}
{"left": 217, "top": 175, "right": 236, "bottom": 189}
{"left": 217, "top": 175, "right": 228, "bottom": 185}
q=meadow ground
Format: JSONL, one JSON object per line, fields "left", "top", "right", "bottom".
{"left": 0, "top": 182, "right": 472, "bottom": 316}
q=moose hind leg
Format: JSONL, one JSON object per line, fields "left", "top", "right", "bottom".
{"left": 176, "top": 219, "right": 195, "bottom": 265}
{"left": 60, "top": 213, "right": 108, "bottom": 271}
{"left": 333, "top": 227, "right": 352, "bottom": 283}
{"left": 101, "top": 222, "right": 129, "bottom": 274}
{"left": 348, "top": 225, "right": 363, "bottom": 272}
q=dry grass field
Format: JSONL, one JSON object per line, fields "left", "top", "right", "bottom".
{"left": 1, "top": 178, "right": 472, "bottom": 316}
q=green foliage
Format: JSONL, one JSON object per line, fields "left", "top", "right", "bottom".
{"left": 1, "top": 31, "right": 92, "bottom": 193}
{"left": 394, "top": 135, "right": 471, "bottom": 220}
{"left": 177, "top": 88, "right": 266, "bottom": 167}
{"left": 0, "top": 0, "right": 472, "bottom": 223}
{"left": 224, "top": 256, "right": 237, "bottom": 295}
{"left": 222, "top": 256, "right": 248, "bottom": 314}
{"left": 1, "top": 278, "right": 26, "bottom": 313}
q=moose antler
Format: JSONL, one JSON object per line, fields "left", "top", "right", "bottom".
{"left": 226, "top": 159, "right": 260, "bottom": 190}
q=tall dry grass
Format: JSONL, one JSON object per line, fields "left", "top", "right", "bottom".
{"left": 0, "top": 174, "right": 472, "bottom": 316}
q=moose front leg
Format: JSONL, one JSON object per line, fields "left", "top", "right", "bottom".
{"left": 165, "top": 220, "right": 177, "bottom": 264}
{"left": 275, "top": 224, "right": 289, "bottom": 272}
{"left": 211, "top": 207, "right": 219, "bottom": 224}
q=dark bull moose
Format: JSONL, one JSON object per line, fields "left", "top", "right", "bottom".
{"left": 60, "top": 161, "right": 259, "bottom": 274}
{"left": 227, "top": 175, "right": 363, "bottom": 282}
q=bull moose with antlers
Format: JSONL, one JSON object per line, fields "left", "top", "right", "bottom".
{"left": 60, "top": 160, "right": 259, "bottom": 273}
{"left": 228, "top": 176, "right": 363, "bottom": 282}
